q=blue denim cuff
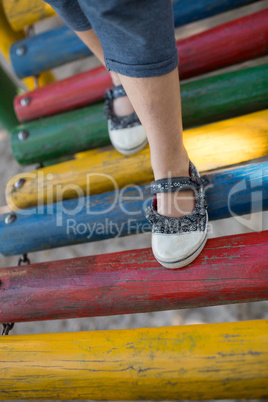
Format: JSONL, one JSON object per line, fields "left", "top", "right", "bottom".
{"left": 105, "top": 50, "right": 179, "bottom": 78}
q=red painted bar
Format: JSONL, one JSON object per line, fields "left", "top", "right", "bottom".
{"left": 15, "top": 66, "right": 112, "bottom": 122}
{"left": 177, "top": 9, "right": 268, "bottom": 79}
{"left": 0, "top": 231, "right": 267, "bottom": 324}
{"left": 14, "top": 9, "right": 268, "bottom": 122}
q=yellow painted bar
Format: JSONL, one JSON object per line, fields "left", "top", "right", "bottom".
{"left": 2, "top": 0, "right": 56, "bottom": 31}
{"left": 0, "top": 1, "right": 24, "bottom": 61}
{"left": 0, "top": 320, "right": 267, "bottom": 400}
{"left": 0, "top": 2, "right": 33, "bottom": 90}
{"left": 6, "top": 109, "right": 268, "bottom": 210}
{"left": 0, "top": 1, "right": 55, "bottom": 89}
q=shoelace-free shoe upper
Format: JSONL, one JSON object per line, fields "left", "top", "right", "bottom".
{"left": 145, "top": 161, "right": 211, "bottom": 234}
{"left": 104, "top": 84, "right": 141, "bottom": 130}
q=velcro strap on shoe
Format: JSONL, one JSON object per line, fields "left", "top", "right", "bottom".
{"left": 105, "top": 84, "right": 127, "bottom": 100}
{"left": 150, "top": 175, "right": 210, "bottom": 194}
{"left": 191, "top": 174, "right": 211, "bottom": 188}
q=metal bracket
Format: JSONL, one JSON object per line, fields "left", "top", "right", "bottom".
{"left": 1, "top": 323, "right": 14, "bottom": 336}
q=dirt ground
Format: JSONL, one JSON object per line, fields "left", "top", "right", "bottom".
{"left": 0, "top": 1, "right": 268, "bottom": 401}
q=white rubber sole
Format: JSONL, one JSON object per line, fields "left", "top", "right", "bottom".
{"left": 108, "top": 122, "right": 148, "bottom": 155}
{"left": 112, "top": 137, "right": 148, "bottom": 155}
{"left": 154, "top": 230, "right": 208, "bottom": 269}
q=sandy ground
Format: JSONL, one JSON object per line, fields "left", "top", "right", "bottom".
{"left": 0, "top": 1, "right": 268, "bottom": 401}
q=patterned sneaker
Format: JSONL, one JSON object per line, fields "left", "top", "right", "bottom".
{"left": 104, "top": 84, "right": 148, "bottom": 155}
{"left": 145, "top": 160, "right": 211, "bottom": 269}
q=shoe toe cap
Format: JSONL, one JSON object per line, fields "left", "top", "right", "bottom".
{"left": 109, "top": 124, "right": 147, "bottom": 152}
{"left": 152, "top": 230, "right": 206, "bottom": 264}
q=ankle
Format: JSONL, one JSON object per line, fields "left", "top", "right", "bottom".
{"left": 156, "top": 190, "right": 196, "bottom": 218}
{"left": 152, "top": 147, "right": 190, "bottom": 180}
{"left": 113, "top": 96, "right": 135, "bottom": 117}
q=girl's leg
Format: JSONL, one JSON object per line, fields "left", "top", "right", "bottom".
{"left": 43, "top": 0, "right": 134, "bottom": 115}
{"left": 74, "top": 29, "right": 135, "bottom": 117}
{"left": 74, "top": 33, "right": 194, "bottom": 218}
{"left": 117, "top": 69, "right": 195, "bottom": 218}
{"left": 44, "top": 0, "right": 195, "bottom": 218}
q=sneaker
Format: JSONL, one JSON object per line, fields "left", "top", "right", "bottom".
{"left": 145, "top": 160, "right": 211, "bottom": 269}
{"left": 104, "top": 84, "right": 148, "bottom": 155}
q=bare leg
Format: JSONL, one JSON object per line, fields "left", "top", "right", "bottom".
{"left": 75, "top": 30, "right": 194, "bottom": 218}
{"left": 74, "top": 29, "right": 135, "bottom": 117}
{"left": 118, "top": 69, "right": 195, "bottom": 217}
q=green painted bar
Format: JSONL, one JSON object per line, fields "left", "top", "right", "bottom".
{"left": 11, "top": 63, "right": 268, "bottom": 165}
{"left": 42, "top": 155, "right": 75, "bottom": 167}
{"left": 0, "top": 65, "right": 19, "bottom": 132}
{"left": 182, "top": 63, "right": 268, "bottom": 127}
{"left": 12, "top": 102, "right": 108, "bottom": 164}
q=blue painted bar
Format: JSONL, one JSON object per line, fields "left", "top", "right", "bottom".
{"left": 10, "top": 25, "right": 92, "bottom": 78}
{"left": 173, "top": 0, "right": 258, "bottom": 27}
{"left": 0, "top": 160, "right": 267, "bottom": 256}
{"left": 10, "top": 0, "right": 258, "bottom": 78}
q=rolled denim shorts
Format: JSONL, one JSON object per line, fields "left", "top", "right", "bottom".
{"left": 44, "top": 0, "right": 179, "bottom": 78}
